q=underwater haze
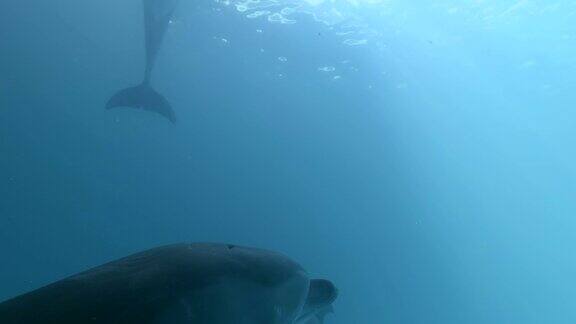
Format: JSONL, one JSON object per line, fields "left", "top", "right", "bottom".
{"left": 1, "top": 0, "right": 576, "bottom": 323}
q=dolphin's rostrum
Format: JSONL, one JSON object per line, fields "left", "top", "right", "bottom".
{"left": 0, "top": 243, "right": 338, "bottom": 323}
{"left": 106, "top": 0, "right": 179, "bottom": 123}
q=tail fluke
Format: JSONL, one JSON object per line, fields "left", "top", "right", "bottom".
{"left": 106, "top": 83, "right": 176, "bottom": 123}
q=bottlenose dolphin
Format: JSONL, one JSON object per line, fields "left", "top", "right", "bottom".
{"left": 106, "top": 0, "right": 179, "bottom": 123}
{"left": 0, "top": 243, "right": 337, "bottom": 323}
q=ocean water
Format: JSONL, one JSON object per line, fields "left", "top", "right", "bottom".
{"left": 1, "top": 0, "right": 576, "bottom": 323}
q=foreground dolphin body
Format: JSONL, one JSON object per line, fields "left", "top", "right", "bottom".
{"left": 0, "top": 243, "right": 337, "bottom": 323}
{"left": 106, "top": 0, "right": 179, "bottom": 123}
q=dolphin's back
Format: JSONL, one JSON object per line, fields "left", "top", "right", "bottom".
{"left": 0, "top": 245, "right": 183, "bottom": 323}
{"left": 0, "top": 243, "right": 309, "bottom": 324}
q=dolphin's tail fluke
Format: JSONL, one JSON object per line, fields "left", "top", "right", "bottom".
{"left": 106, "top": 83, "right": 176, "bottom": 123}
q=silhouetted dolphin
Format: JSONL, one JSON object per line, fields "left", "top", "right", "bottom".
{"left": 106, "top": 0, "right": 179, "bottom": 123}
{"left": 0, "top": 243, "right": 338, "bottom": 323}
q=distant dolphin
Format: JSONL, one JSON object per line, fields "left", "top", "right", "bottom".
{"left": 0, "top": 243, "right": 338, "bottom": 323}
{"left": 106, "top": 0, "right": 179, "bottom": 123}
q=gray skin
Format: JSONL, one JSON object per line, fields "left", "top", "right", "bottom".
{"left": 106, "top": 0, "right": 179, "bottom": 123}
{"left": 0, "top": 243, "right": 337, "bottom": 324}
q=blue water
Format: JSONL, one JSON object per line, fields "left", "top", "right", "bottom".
{"left": 1, "top": 0, "right": 576, "bottom": 323}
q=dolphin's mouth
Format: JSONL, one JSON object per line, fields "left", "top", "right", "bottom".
{"left": 295, "top": 279, "right": 338, "bottom": 323}
{"left": 306, "top": 279, "right": 339, "bottom": 307}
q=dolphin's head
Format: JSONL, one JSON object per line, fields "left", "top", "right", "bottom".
{"left": 177, "top": 270, "right": 309, "bottom": 324}
{"left": 151, "top": 243, "right": 311, "bottom": 324}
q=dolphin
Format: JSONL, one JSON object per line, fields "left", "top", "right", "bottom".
{"left": 0, "top": 243, "right": 338, "bottom": 323}
{"left": 106, "top": 0, "right": 179, "bottom": 123}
